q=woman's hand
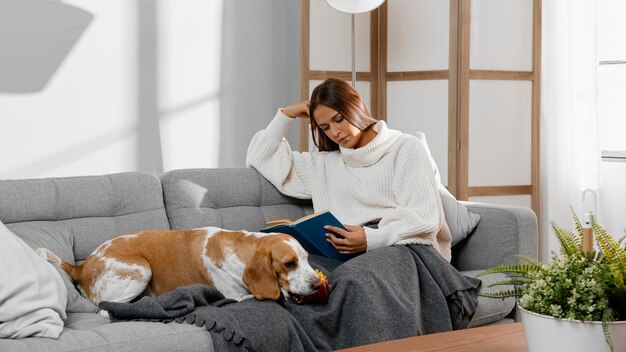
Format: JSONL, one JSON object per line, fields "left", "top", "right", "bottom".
{"left": 282, "top": 100, "right": 310, "bottom": 119}
{"left": 324, "top": 224, "right": 367, "bottom": 254}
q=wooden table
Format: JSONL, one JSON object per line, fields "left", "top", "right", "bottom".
{"left": 335, "top": 323, "right": 527, "bottom": 352}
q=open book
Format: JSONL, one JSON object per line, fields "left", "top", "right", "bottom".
{"left": 261, "top": 211, "right": 357, "bottom": 261}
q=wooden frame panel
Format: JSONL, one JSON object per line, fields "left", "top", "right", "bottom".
{"left": 370, "top": 9, "right": 380, "bottom": 119}
{"left": 459, "top": 0, "right": 541, "bottom": 214}
{"left": 457, "top": 0, "right": 471, "bottom": 201}
{"left": 469, "top": 185, "right": 533, "bottom": 197}
{"left": 531, "top": 0, "right": 542, "bottom": 221}
{"left": 448, "top": 0, "right": 460, "bottom": 197}
{"left": 300, "top": 0, "right": 310, "bottom": 151}
{"left": 469, "top": 70, "right": 534, "bottom": 80}
{"left": 377, "top": 3, "right": 387, "bottom": 121}
{"left": 387, "top": 71, "right": 449, "bottom": 81}
{"left": 308, "top": 71, "right": 372, "bottom": 81}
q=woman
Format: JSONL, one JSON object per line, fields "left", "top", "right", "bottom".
{"left": 247, "top": 78, "right": 479, "bottom": 350}
{"left": 246, "top": 78, "right": 452, "bottom": 260}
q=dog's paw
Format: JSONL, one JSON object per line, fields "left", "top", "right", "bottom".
{"left": 97, "top": 309, "right": 110, "bottom": 318}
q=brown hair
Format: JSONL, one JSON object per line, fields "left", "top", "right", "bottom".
{"left": 309, "top": 78, "right": 378, "bottom": 151}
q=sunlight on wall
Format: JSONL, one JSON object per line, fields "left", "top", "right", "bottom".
{"left": 0, "top": 0, "right": 225, "bottom": 179}
{"left": 157, "top": 0, "right": 223, "bottom": 170}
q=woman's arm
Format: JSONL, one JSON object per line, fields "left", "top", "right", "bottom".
{"left": 246, "top": 103, "right": 315, "bottom": 199}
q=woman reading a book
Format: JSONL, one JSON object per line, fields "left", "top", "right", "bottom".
{"left": 246, "top": 77, "right": 452, "bottom": 261}
{"left": 246, "top": 78, "right": 479, "bottom": 349}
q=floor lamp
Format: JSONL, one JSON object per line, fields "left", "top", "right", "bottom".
{"left": 326, "top": 0, "right": 386, "bottom": 86}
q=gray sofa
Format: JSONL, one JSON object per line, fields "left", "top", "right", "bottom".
{"left": 0, "top": 168, "right": 537, "bottom": 352}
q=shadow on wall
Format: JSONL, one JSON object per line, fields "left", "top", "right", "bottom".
{"left": 218, "top": 0, "right": 301, "bottom": 167}
{"left": 136, "top": 0, "right": 163, "bottom": 174}
{"left": 0, "top": 0, "right": 93, "bottom": 93}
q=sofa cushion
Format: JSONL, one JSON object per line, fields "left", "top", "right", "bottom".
{"left": 0, "top": 313, "right": 214, "bottom": 352}
{"left": 0, "top": 221, "right": 67, "bottom": 339}
{"left": 438, "top": 184, "right": 481, "bottom": 246}
{"left": 10, "top": 223, "right": 75, "bottom": 264}
{"left": 160, "top": 168, "right": 313, "bottom": 231}
{"left": 451, "top": 203, "right": 538, "bottom": 272}
{"left": 415, "top": 132, "right": 481, "bottom": 245}
{"left": 0, "top": 172, "right": 171, "bottom": 262}
{"left": 462, "top": 270, "right": 516, "bottom": 327}
{"left": 53, "top": 267, "right": 100, "bottom": 314}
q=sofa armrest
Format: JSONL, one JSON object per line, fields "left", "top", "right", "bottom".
{"left": 451, "top": 202, "right": 538, "bottom": 271}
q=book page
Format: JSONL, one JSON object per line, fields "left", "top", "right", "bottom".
{"left": 265, "top": 218, "right": 293, "bottom": 227}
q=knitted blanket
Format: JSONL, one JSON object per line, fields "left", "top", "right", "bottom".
{"left": 285, "top": 244, "right": 481, "bottom": 350}
{"left": 99, "top": 285, "right": 317, "bottom": 351}
{"left": 100, "top": 244, "right": 480, "bottom": 351}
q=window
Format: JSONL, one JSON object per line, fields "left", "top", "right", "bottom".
{"left": 598, "top": 0, "right": 626, "bottom": 162}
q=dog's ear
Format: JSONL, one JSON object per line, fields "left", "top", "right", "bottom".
{"left": 242, "top": 249, "right": 280, "bottom": 301}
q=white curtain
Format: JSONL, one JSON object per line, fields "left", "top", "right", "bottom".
{"left": 540, "top": 0, "right": 601, "bottom": 260}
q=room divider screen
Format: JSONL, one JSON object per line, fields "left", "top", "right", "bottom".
{"left": 300, "top": 0, "right": 541, "bottom": 219}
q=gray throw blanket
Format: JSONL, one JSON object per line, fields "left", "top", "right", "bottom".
{"left": 99, "top": 285, "right": 317, "bottom": 352}
{"left": 100, "top": 244, "right": 480, "bottom": 351}
{"left": 287, "top": 244, "right": 481, "bottom": 350}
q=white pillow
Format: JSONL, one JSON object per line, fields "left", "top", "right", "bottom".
{"left": 415, "top": 131, "right": 481, "bottom": 246}
{"left": 0, "top": 221, "right": 67, "bottom": 339}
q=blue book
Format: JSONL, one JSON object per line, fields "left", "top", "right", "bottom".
{"left": 261, "top": 211, "right": 358, "bottom": 261}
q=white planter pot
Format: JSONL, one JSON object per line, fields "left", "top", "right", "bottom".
{"left": 520, "top": 306, "right": 626, "bottom": 352}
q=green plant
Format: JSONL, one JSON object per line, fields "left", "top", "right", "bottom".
{"left": 478, "top": 210, "right": 626, "bottom": 351}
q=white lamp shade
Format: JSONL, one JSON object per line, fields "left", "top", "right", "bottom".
{"left": 326, "top": 0, "right": 385, "bottom": 14}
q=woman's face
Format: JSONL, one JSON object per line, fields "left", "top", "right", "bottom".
{"left": 313, "top": 105, "right": 367, "bottom": 149}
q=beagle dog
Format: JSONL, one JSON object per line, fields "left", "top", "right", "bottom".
{"left": 37, "top": 227, "right": 322, "bottom": 304}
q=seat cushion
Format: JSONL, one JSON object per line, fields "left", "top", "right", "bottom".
{"left": 462, "top": 270, "right": 516, "bottom": 327}
{"left": 0, "top": 313, "right": 214, "bottom": 352}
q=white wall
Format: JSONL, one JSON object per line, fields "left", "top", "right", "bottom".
{"left": 0, "top": 0, "right": 300, "bottom": 179}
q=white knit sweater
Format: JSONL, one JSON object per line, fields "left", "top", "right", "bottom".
{"left": 246, "top": 110, "right": 451, "bottom": 259}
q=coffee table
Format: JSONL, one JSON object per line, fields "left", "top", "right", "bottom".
{"left": 335, "top": 322, "right": 527, "bottom": 352}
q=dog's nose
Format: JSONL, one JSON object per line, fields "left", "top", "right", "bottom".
{"left": 310, "top": 278, "right": 322, "bottom": 291}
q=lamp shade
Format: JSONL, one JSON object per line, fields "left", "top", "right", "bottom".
{"left": 326, "top": 0, "right": 385, "bottom": 14}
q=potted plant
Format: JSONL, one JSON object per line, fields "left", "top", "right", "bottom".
{"left": 478, "top": 211, "right": 626, "bottom": 352}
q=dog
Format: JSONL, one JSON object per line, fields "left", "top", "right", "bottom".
{"left": 37, "top": 227, "right": 322, "bottom": 304}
